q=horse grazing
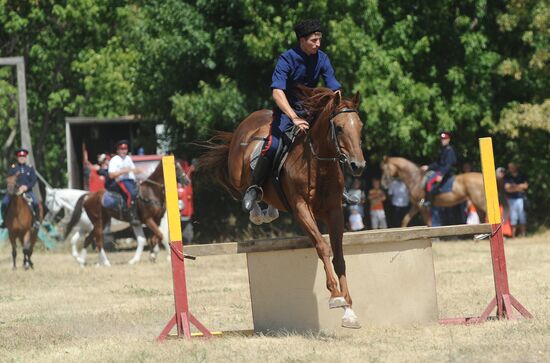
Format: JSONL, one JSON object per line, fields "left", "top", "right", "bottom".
{"left": 64, "top": 160, "right": 184, "bottom": 266}
{"left": 5, "top": 174, "right": 40, "bottom": 269}
{"left": 200, "top": 87, "right": 365, "bottom": 328}
{"left": 380, "top": 156, "right": 486, "bottom": 227}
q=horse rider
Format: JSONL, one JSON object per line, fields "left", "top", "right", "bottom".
{"left": 108, "top": 140, "right": 140, "bottom": 224}
{"left": 0, "top": 148, "right": 41, "bottom": 229}
{"left": 242, "top": 19, "right": 359, "bottom": 211}
{"left": 420, "top": 131, "right": 457, "bottom": 205}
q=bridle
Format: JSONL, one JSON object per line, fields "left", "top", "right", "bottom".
{"left": 308, "top": 107, "right": 358, "bottom": 164}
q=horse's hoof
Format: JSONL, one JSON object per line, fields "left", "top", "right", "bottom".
{"left": 329, "top": 296, "right": 348, "bottom": 309}
{"left": 149, "top": 253, "right": 157, "bottom": 263}
{"left": 76, "top": 257, "right": 86, "bottom": 265}
{"left": 342, "top": 307, "right": 361, "bottom": 329}
{"left": 128, "top": 258, "right": 139, "bottom": 265}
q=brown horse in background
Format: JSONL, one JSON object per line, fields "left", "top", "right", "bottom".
{"left": 200, "top": 87, "right": 365, "bottom": 328}
{"left": 64, "top": 161, "right": 185, "bottom": 266}
{"left": 5, "top": 174, "right": 40, "bottom": 269}
{"left": 380, "top": 157, "right": 486, "bottom": 227}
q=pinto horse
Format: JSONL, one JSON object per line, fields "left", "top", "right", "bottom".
{"left": 5, "top": 174, "right": 40, "bottom": 269}
{"left": 200, "top": 87, "right": 365, "bottom": 328}
{"left": 380, "top": 156, "right": 486, "bottom": 227}
{"left": 64, "top": 160, "right": 185, "bottom": 266}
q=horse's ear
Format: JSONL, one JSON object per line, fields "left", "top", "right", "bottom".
{"left": 353, "top": 91, "right": 360, "bottom": 108}
{"left": 334, "top": 91, "right": 342, "bottom": 106}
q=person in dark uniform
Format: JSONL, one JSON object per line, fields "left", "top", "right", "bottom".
{"left": 242, "top": 19, "right": 357, "bottom": 211}
{"left": 420, "top": 131, "right": 457, "bottom": 226}
{"left": 1, "top": 148, "right": 40, "bottom": 229}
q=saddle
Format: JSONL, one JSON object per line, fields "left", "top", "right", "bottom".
{"left": 250, "top": 126, "right": 300, "bottom": 212}
{"left": 101, "top": 190, "right": 131, "bottom": 221}
{"left": 422, "top": 171, "right": 455, "bottom": 195}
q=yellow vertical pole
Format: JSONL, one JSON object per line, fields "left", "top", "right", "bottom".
{"left": 479, "top": 137, "right": 501, "bottom": 224}
{"left": 162, "top": 155, "right": 183, "bottom": 243}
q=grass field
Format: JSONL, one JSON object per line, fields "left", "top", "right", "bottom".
{"left": 1, "top": 231, "right": 549, "bottom": 363}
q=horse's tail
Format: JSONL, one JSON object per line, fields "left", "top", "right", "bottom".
{"left": 198, "top": 131, "right": 240, "bottom": 198}
{"left": 64, "top": 193, "right": 88, "bottom": 240}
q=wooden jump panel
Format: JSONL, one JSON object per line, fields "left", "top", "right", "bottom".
{"left": 185, "top": 224, "right": 491, "bottom": 256}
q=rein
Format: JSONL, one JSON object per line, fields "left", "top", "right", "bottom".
{"left": 308, "top": 107, "right": 357, "bottom": 164}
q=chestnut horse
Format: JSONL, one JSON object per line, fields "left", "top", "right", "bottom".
{"left": 380, "top": 156, "right": 486, "bottom": 227}
{"left": 200, "top": 87, "right": 365, "bottom": 328}
{"left": 5, "top": 174, "right": 40, "bottom": 269}
{"left": 64, "top": 160, "right": 185, "bottom": 266}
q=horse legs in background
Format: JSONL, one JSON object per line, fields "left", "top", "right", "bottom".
{"left": 326, "top": 209, "right": 360, "bottom": 328}
{"left": 22, "top": 230, "right": 35, "bottom": 270}
{"left": 128, "top": 224, "right": 147, "bottom": 265}
{"left": 9, "top": 235, "right": 16, "bottom": 270}
{"left": 67, "top": 229, "right": 82, "bottom": 258}
{"left": 401, "top": 205, "right": 420, "bottom": 227}
{"left": 159, "top": 214, "right": 170, "bottom": 261}
{"left": 142, "top": 217, "right": 164, "bottom": 263}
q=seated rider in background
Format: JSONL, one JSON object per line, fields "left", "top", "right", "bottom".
{"left": 0, "top": 148, "right": 41, "bottom": 229}
{"left": 420, "top": 131, "right": 457, "bottom": 206}
{"left": 108, "top": 140, "right": 141, "bottom": 224}
{"left": 242, "top": 19, "right": 358, "bottom": 211}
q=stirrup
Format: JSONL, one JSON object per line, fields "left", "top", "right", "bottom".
{"left": 243, "top": 185, "right": 263, "bottom": 212}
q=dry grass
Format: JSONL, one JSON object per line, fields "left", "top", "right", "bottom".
{"left": 1, "top": 232, "right": 549, "bottom": 363}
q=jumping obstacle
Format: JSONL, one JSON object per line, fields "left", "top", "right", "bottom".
{"left": 440, "top": 137, "right": 532, "bottom": 324}
{"left": 159, "top": 138, "right": 531, "bottom": 335}
{"left": 185, "top": 224, "right": 489, "bottom": 332}
{"left": 157, "top": 156, "right": 212, "bottom": 341}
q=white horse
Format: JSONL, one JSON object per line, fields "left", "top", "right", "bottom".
{"left": 45, "top": 186, "right": 169, "bottom": 266}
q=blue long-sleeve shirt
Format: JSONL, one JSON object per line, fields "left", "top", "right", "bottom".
{"left": 429, "top": 145, "right": 457, "bottom": 176}
{"left": 7, "top": 162, "right": 37, "bottom": 188}
{"left": 271, "top": 47, "right": 341, "bottom": 108}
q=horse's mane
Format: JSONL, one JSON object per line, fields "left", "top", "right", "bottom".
{"left": 294, "top": 85, "right": 353, "bottom": 126}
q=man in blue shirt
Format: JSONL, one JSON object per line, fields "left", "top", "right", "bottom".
{"left": 504, "top": 162, "right": 528, "bottom": 237}
{"left": 243, "top": 19, "right": 350, "bottom": 211}
{"left": 1, "top": 148, "right": 40, "bottom": 229}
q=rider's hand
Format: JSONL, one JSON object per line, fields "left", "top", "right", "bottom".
{"left": 19, "top": 185, "right": 28, "bottom": 193}
{"left": 292, "top": 117, "right": 309, "bottom": 134}
{"left": 435, "top": 175, "right": 443, "bottom": 183}
{"left": 420, "top": 165, "right": 429, "bottom": 172}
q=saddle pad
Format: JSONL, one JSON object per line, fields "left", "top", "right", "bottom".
{"left": 102, "top": 191, "right": 125, "bottom": 210}
{"left": 437, "top": 175, "right": 455, "bottom": 194}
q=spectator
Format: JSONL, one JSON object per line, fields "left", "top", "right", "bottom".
{"left": 504, "top": 162, "right": 528, "bottom": 238}
{"left": 387, "top": 178, "right": 410, "bottom": 228}
{"left": 368, "top": 178, "right": 387, "bottom": 229}
{"left": 496, "top": 166, "right": 513, "bottom": 238}
{"left": 347, "top": 178, "right": 366, "bottom": 217}
{"left": 348, "top": 207, "right": 365, "bottom": 231}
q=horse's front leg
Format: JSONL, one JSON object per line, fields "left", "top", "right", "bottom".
{"left": 325, "top": 208, "right": 351, "bottom": 306}
{"left": 143, "top": 217, "right": 164, "bottom": 263}
{"left": 10, "top": 235, "right": 16, "bottom": 270}
{"left": 401, "top": 204, "right": 419, "bottom": 227}
{"left": 23, "top": 230, "right": 33, "bottom": 270}
{"left": 326, "top": 208, "right": 361, "bottom": 329}
{"left": 293, "top": 201, "right": 342, "bottom": 303}
{"left": 128, "top": 223, "right": 148, "bottom": 265}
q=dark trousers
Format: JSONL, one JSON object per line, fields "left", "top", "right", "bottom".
{"left": 390, "top": 205, "right": 410, "bottom": 228}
